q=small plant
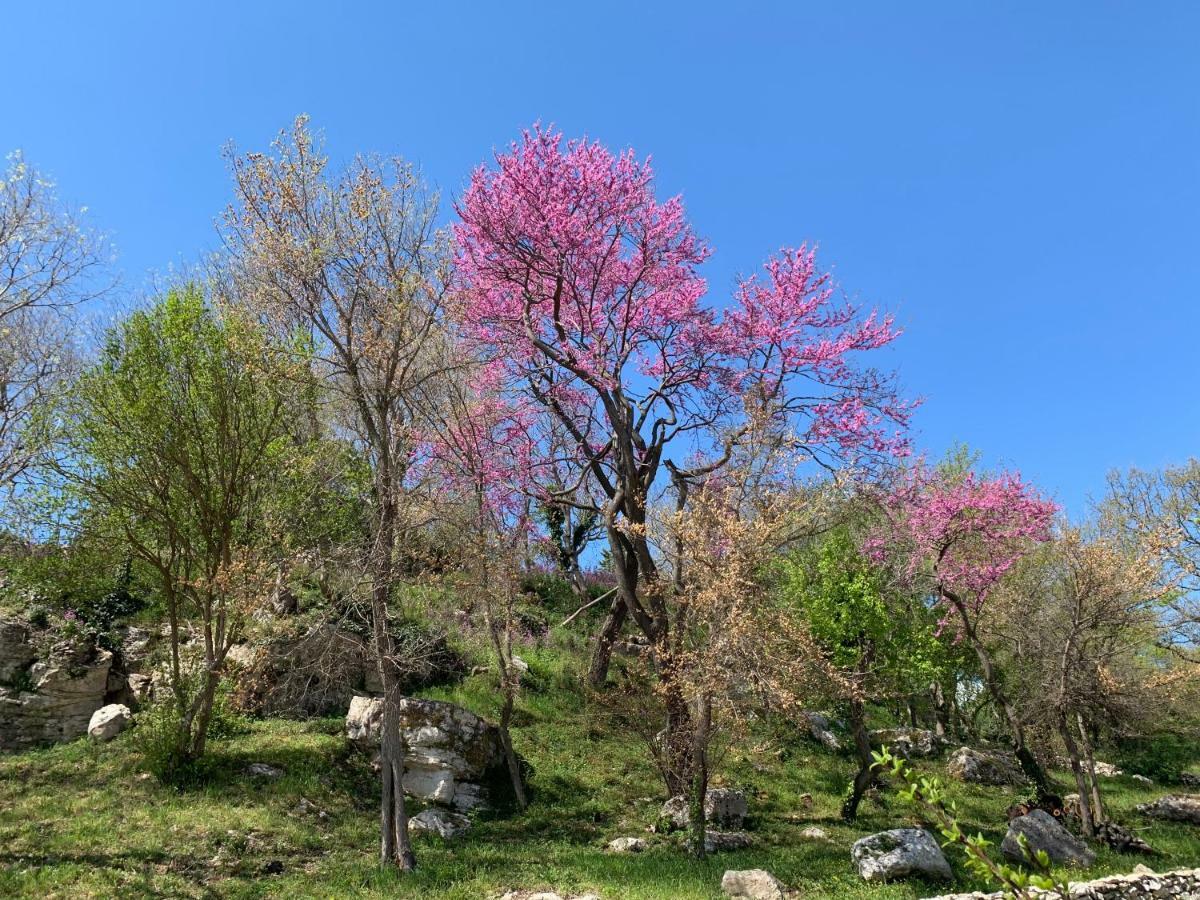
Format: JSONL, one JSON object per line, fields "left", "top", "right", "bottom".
{"left": 874, "top": 746, "right": 1072, "bottom": 900}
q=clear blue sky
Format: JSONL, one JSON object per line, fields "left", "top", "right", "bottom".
{"left": 6, "top": 2, "right": 1198, "bottom": 517}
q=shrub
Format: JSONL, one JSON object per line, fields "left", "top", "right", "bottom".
{"left": 1114, "top": 732, "right": 1200, "bottom": 782}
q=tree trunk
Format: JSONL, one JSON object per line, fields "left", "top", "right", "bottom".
{"left": 370, "top": 491, "right": 414, "bottom": 871}
{"left": 688, "top": 696, "right": 711, "bottom": 860}
{"left": 931, "top": 680, "right": 948, "bottom": 739}
{"left": 1076, "top": 712, "right": 1105, "bottom": 825}
{"left": 498, "top": 687, "right": 528, "bottom": 811}
{"left": 943, "top": 589, "right": 1053, "bottom": 798}
{"left": 1057, "top": 710, "right": 1095, "bottom": 837}
{"left": 660, "top": 669, "right": 696, "bottom": 797}
{"left": 587, "top": 593, "right": 627, "bottom": 688}
{"left": 841, "top": 695, "right": 876, "bottom": 821}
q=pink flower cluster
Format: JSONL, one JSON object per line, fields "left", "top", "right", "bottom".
{"left": 875, "top": 466, "right": 1058, "bottom": 613}
{"left": 453, "top": 125, "right": 913, "bottom": 502}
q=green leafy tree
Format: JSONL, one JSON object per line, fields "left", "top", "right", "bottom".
{"left": 780, "top": 523, "right": 947, "bottom": 819}
{"left": 53, "top": 286, "right": 292, "bottom": 771}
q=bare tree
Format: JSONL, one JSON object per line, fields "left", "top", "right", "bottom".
{"left": 221, "top": 117, "right": 453, "bottom": 871}
{"left": 0, "top": 151, "right": 110, "bottom": 491}
{"left": 1103, "top": 462, "right": 1200, "bottom": 657}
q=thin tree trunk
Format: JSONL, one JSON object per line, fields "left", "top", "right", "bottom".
{"left": 689, "top": 695, "right": 711, "bottom": 859}
{"left": 943, "top": 589, "right": 1052, "bottom": 798}
{"left": 931, "top": 680, "right": 948, "bottom": 738}
{"left": 842, "top": 695, "right": 876, "bottom": 821}
{"left": 1057, "top": 710, "right": 1095, "bottom": 837}
{"left": 370, "top": 491, "right": 414, "bottom": 871}
{"left": 1076, "top": 712, "right": 1105, "bottom": 825}
{"left": 587, "top": 594, "right": 627, "bottom": 688}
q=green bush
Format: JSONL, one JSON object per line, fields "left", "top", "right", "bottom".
{"left": 1113, "top": 732, "right": 1200, "bottom": 782}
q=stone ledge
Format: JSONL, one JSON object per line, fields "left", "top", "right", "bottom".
{"left": 923, "top": 866, "right": 1200, "bottom": 899}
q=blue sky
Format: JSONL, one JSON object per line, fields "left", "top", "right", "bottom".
{"left": 6, "top": 2, "right": 1198, "bottom": 516}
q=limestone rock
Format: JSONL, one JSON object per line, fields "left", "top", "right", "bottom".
{"left": 1093, "top": 760, "right": 1122, "bottom": 777}
{"left": 1001, "top": 809, "right": 1095, "bottom": 867}
{"left": 704, "top": 831, "right": 753, "bottom": 852}
{"left": 87, "top": 703, "right": 131, "bottom": 741}
{"left": 0, "top": 647, "right": 111, "bottom": 751}
{"left": 871, "top": 726, "right": 946, "bottom": 758}
{"left": 606, "top": 836, "right": 646, "bottom": 853}
{"left": 851, "top": 828, "right": 953, "bottom": 883}
{"left": 0, "top": 620, "right": 36, "bottom": 683}
{"left": 1131, "top": 773, "right": 1153, "bottom": 786}
{"left": 799, "top": 826, "right": 830, "bottom": 841}
{"left": 346, "top": 694, "right": 503, "bottom": 811}
{"left": 1137, "top": 794, "right": 1200, "bottom": 825}
{"left": 721, "top": 868, "right": 786, "bottom": 900}
{"left": 923, "top": 866, "right": 1200, "bottom": 900}
{"left": 658, "top": 788, "right": 748, "bottom": 830}
{"left": 410, "top": 807, "right": 471, "bottom": 839}
{"left": 946, "top": 746, "right": 1026, "bottom": 786}
{"left": 803, "top": 711, "right": 841, "bottom": 751}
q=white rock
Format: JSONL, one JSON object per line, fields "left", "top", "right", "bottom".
{"left": 607, "top": 836, "right": 647, "bottom": 853}
{"left": 852, "top": 828, "right": 952, "bottom": 882}
{"left": 799, "top": 826, "right": 830, "bottom": 841}
{"left": 721, "top": 868, "right": 786, "bottom": 900}
{"left": 410, "top": 807, "right": 471, "bottom": 839}
{"left": 87, "top": 703, "right": 132, "bottom": 741}
{"left": 346, "top": 695, "right": 503, "bottom": 811}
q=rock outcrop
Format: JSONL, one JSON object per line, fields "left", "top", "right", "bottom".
{"left": 1136, "top": 794, "right": 1200, "bottom": 825}
{"left": 947, "top": 746, "right": 1027, "bottom": 786}
{"left": 1001, "top": 809, "right": 1095, "bottom": 867}
{"left": 851, "top": 828, "right": 953, "bottom": 883}
{"left": 0, "top": 640, "right": 112, "bottom": 751}
{"left": 346, "top": 694, "right": 503, "bottom": 811}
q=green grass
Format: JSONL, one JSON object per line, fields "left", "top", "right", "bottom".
{"left": 2, "top": 645, "right": 1198, "bottom": 898}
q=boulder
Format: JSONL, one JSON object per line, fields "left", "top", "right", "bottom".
{"left": 606, "top": 837, "right": 646, "bottom": 853}
{"left": 799, "top": 826, "right": 831, "bottom": 841}
{"left": 872, "top": 727, "right": 945, "bottom": 758}
{"left": 851, "top": 828, "right": 953, "bottom": 883}
{"left": 704, "top": 831, "right": 753, "bottom": 852}
{"left": 0, "top": 647, "right": 111, "bottom": 751}
{"left": 803, "top": 711, "right": 841, "bottom": 751}
{"left": 659, "top": 787, "right": 748, "bottom": 830}
{"left": 87, "top": 703, "right": 131, "bottom": 741}
{"left": 1001, "top": 809, "right": 1095, "bottom": 867}
{"left": 346, "top": 695, "right": 503, "bottom": 811}
{"left": 721, "top": 868, "right": 786, "bottom": 900}
{"left": 410, "top": 807, "right": 471, "bottom": 839}
{"left": 1093, "top": 760, "right": 1122, "bottom": 777}
{"left": 946, "top": 746, "right": 1026, "bottom": 786}
{"left": 1131, "top": 774, "right": 1153, "bottom": 785}
{"left": 1137, "top": 794, "right": 1200, "bottom": 825}
{"left": 245, "top": 762, "right": 284, "bottom": 779}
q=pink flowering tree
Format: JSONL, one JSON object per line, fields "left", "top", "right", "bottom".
{"left": 454, "top": 126, "right": 912, "bottom": 794}
{"left": 423, "top": 364, "right": 536, "bottom": 809}
{"left": 870, "top": 465, "right": 1058, "bottom": 795}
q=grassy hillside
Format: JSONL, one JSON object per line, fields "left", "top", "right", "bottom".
{"left": 1, "top": 643, "right": 1198, "bottom": 899}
